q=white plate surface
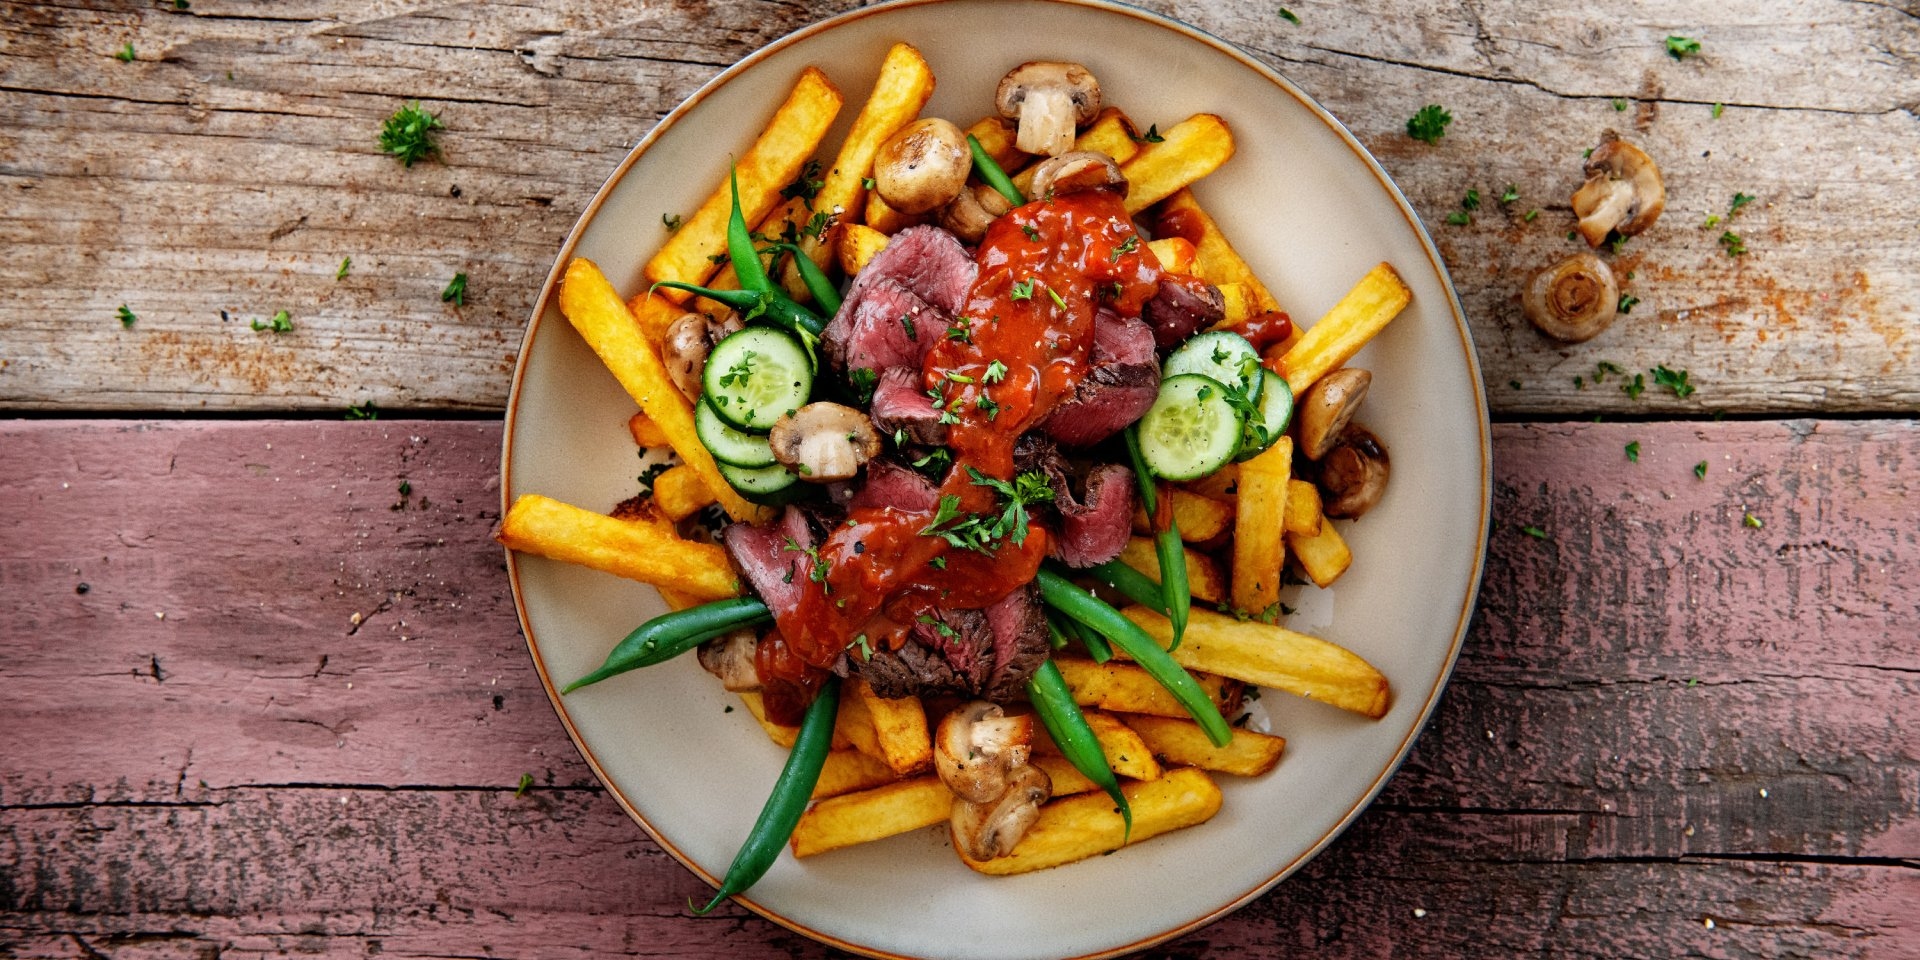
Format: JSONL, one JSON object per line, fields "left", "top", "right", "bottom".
{"left": 503, "top": 2, "right": 1490, "bottom": 957}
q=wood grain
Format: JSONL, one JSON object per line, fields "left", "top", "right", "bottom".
{"left": 0, "top": 0, "right": 1914, "bottom": 414}
{"left": 2, "top": 419, "right": 1914, "bottom": 957}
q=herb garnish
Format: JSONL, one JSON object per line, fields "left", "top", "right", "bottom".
{"left": 1718, "top": 231, "right": 1746, "bottom": 256}
{"left": 1046, "top": 284, "right": 1068, "bottom": 310}
{"left": 250, "top": 310, "right": 294, "bottom": 333}
{"left": 115, "top": 43, "right": 136, "bottom": 63}
{"left": 983, "top": 359, "right": 1009, "bottom": 384}
{"left": 1652, "top": 364, "right": 1695, "bottom": 398}
{"left": 1618, "top": 293, "right": 1640, "bottom": 314}
{"left": 1278, "top": 7, "right": 1301, "bottom": 24}
{"left": 1694, "top": 461, "right": 1709, "bottom": 480}
{"left": 336, "top": 256, "right": 352, "bottom": 280}
{"left": 1133, "top": 124, "right": 1166, "bottom": 144}
{"left": 1625, "top": 441, "right": 1641, "bottom": 462}
{"left": 117, "top": 305, "right": 137, "bottom": 328}
{"left": 1665, "top": 35, "right": 1702, "bottom": 59}
{"left": 1522, "top": 525, "right": 1549, "bottom": 540}
{"left": 346, "top": 402, "right": 379, "bottom": 420}
{"left": 442, "top": 272, "right": 468, "bottom": 306}
{"left": 1021, "top": 223, "right": 1041, "bottom": 241}
{"left": 1010, "top": 279, "right": 1035, "bottom": 301}
{"left": 1622, "top": 373, "right": 1646, "bottom": 400}
{"left": 1462, "top": 189, "right": 1481, "bottom": 210}
{"left": 1743, "top": 512, "right": 1764, "bottom": 529}
{"left": 1111, "top": 235, "right": 1139, "bottom": 261}
{"left": 379, "top": 101, "right": 443, "bottom": 167}
{"left": 662, "top": 213, "right": 683, "bottom": 232}
{"left": 515, "top": 773, "right": 534, "bottom": 797}
{"left": 1500, "top": 185, "right": 1520, "bottom": 204}
{"left": 1406, "top": 104, "right": 1452, "bottom": 145}
{"left": 780, "top": 159, "right": 825, "bottom": 206}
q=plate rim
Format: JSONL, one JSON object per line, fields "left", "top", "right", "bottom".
{"left": 499, "top": 1, "right": 1493, "bottom": 956}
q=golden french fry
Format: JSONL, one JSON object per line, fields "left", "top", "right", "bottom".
{"left": 1274, "top": 263, "right": 1412, "bottom": 396}
{"left": 1285, "top": 478, "right": 1324, "bottom": 538}
{"left": 558, "top": 258, "right": 763, "bottom": 522}
{"left": 625, "top": 292, "right": 691, "bottom": 346}
{"left": 966, "top": 115, "right": 1027, "bottom": 170}
{"left": 838, "top": 222, "right": 892, "bottom": 275}
{"left": 791, "top": 777, "right": 952, "bottom": 858}
{"left": 1216, "top": 281, "right": 1254, "bottom": 325}
{"left": 1147, "top": 237, "right": 1197, "bottom": 275}
{"left": 958, "top": 768, "right": 1222, "bottom": 875}
{"left": 1032, "top": 755, "right": 1100, "bottom": 797}
{"left": 1178, "top": 463, "right": 1239, "bottom": 503}
{"left": 862, "top": 192, "right": 925, "bottom": 234}
{"left": 1118, "top": 536, "right": 1225, "bottom": 604}
{"left": 1121, "top": 114, "right": 1234, "bottom": 214}
{"left": 1131, "top": 488, "right": 1234, "bottom": 542}
{"left": 1120, "top": 606, "right": 1391, "bottom": 718}
{"left": 1011, "top": 107, "right": 1140, "bottom": 194}
{"left": 1053, "top": 657, "right": 1234, "bottom": 719}
{"left": 1154, "top": 189, "right": 1281, "bottom": 314}
{"left": 1231, "top": 437, "right": 1292, "bottom": 613}
{"left": 650, "top": 463, "right": 716, "bottom": 522}
{"left": 1289, "top": 516, "right": 1353, "bottom": 588}
{"left": 498, "top": 494, "right": 739, "bottom": 601}
{"left": 814, "top": 748, "right": 901, "bottom": 801}
{"left": 1122, "top": 713, "right": 1285, "bottom": 777}
{"left": 644, "top": 67, "right": 842, "bottom": 301}
{"left": 1034, "top": 709, "right": 1161, "bottom": 781}
{"left": 849, "top": 679, "right": 933, "bottom": 776}
{"left": 627, "top": 412, "right": 672, "bottom": 449}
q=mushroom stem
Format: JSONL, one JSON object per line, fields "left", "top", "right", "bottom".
{"left": 1014, "top": 87, "right": 1078, "bottom": 157}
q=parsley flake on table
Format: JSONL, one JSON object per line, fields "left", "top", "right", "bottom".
{"left": 1522, "top": 525, "right": 1549, "bottom": 540}
{"left": 1445, "top": 210, "right": 1471, "bottom": 226}
{"left": 1743, "top": 512, "right": 1764, "bottom": 529}
{"left": 1718, "top": 231, "right": 1747, "bottom": 256}
{"left": 515, "top": 773, "right": 534, "bottom": 797}
{"left": 250, "top": 310, "right": 293, "bottom": 333}
{"left": 1618, "top": 294, "right": 1640, "bottom": 314}
{"left": 1612, "top": 98, "right": 1629, "bottom": 112}
{"left": 1729, "top": 192, "right": 1756, "bottom": 215}
{"left": 1500, "top": 185, "right": 1520, "bottom": 204}
{"left": 346, "top": 402, "right": 379, "bottom": 420}
{"left": 1666, "top": 35, "right": 1702, "bottom": 59}
{"left": 1406, "top": 104, "right": 1452, "bottom": 145}
{"left": 1625, "top": 440, "right": 1641, "bottom": 462}
{"left": 1524, "top": 208, "right": 1540, "bottom": 222}
{"left": 116, "top": 305, "right": 137, "bottom": 328}
{"left": 1711, "top": 102, "right": 1725, "bottom": 119}
{"left": 1622, "top": 373, "right": 1646, "bottom": 400}
{"left": 379, "top": 101, "right": 443, "bottom": 167}
{"left": 442, "top": 272, "right": 469, "bottom": 306}
{"left": 1462, "top": 189, "right": 1481, "bottom": 210}
{"left": 1695, "top": 460, "right": 1709, "bottom": 480}
{"left": 1652, "top": 364, "right": 1695, "bottom": 398}
{"left": 336, "top": 256, "right": 352, "bottom": 280}
{"left": 115, "top": 42, "right": 136, "bottom": 63}
{"left": 1278, "top": 7, "right": 1301, "bottom": 24}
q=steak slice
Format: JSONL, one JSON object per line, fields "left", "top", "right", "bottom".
{"left": 868, "top": 366, "right": 948, "bottom": 447}
{"left": 1142, "top": 275, "right": 1227, "bottom": 351}
{"left": 848, "top": 458, "right": 942, "bottom": 515}
{"left": 721, "top": 505, "right": 815, "bottom": 618}
{"left": 1040, "top": 310, "right": 1160, "bottom": 447}
{"left": 824, "top": 277, "right": 940, "bottom": 375}
{"left": 979, "top": 585, "right": 1050, "bottom": 702}
{"left": 1047, "top": 462, "right": 1136, "bottom": 568}
{"left": 854, "top": 225, "right": 977, "bottom": 316}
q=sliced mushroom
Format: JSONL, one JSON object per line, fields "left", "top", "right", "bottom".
{"left": 950, "top": 763, "right": 1052, "bottom": 861}
{"left": 767, "top": 402, "right": 882, "bottom": 483}
{"left": 1522, "top": 252, "right": 1620, "bottom": 342}
{"left": 695, "top": 629, "right": 760, "bottom": 692}
{"left": 1296, "top": 368, "right": 1372, "bottom": 461}
{"left": 662, "top": 312, "right": 711, "bottom": 401}
{"left": 934, "top": 701, "right": 1036, "bottom": 803}
{"left": 873, "top": 118, "right": 971, "bottom": 215}
{"left": 995, "top": 61, "right": 1102, "bottom": 157}
{"left": 1025, "top": 150, "right": 1127, "bottom": 201}
{"left": 1571, "top": 132, "right": 1666, "bottom": 247}
{"left": 937, "top": 182, "right": 1015, "bottom": 244}
{"left": 1319, "top": 425, "right": 1390, "bottom": 520}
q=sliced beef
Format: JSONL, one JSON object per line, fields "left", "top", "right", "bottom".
{"left": 1040, "top": 310, "right": 1160, "bottom": 447}
{"left": 824, "top": 226, "right": 977, "bottom": 374}
{"left": 1047, "top": 463, "right": 1136, "bottom": 568}
{"left": 1142, "top": 275, "right": 1226, "bottom": 350}
{"left": 853, "top": 225, "right": 977, "bottom": 315}
{"left": 854, "top": 588, "right": 1049, "bottom": 703}
{"left": 848, "top": 458, "right": 941, "bottom": 515}
{"left": 858, "top": 639, "right": 962, "bottom": 701}
{"left": 721, "top": 506, "right": 816, "bottom": 618}
{"left": 868, "top": 366, "right": 948, "bottom": 447}
{"left": 979, "top": 586, "right": 1051, "bottom": 702}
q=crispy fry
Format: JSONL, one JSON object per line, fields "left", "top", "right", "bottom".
{"left": 1273, "top": 262, "right": 1412, "bottom": 396}
{"left": 1285, "top": 478, "right": 1324, "bottom": 538}
{"left": 1216, "top": 281, "right": 1254, "bottom": 326}
{"left": 1120, "top": 606, "right": 1391, "bottom": 718}
{"left": 1231, "top": 437, "right": 1292, "bottom": 613}
{"left": 1118, "top": 536, "right": 1226, "bottom": 604}
{"left": 1289, "top": 515, "right": 1353, "bottom": 588}
{"left": 814, "top": 748, "right": 901, "bottom": 801}
{"left": 1179, "top": 462, "right": 1239, "bottom": 503}
{"left": 644, "top": 67, "right": 842, "bottom": 301}
{"left": 861, "top": 192, "right": 925, "bottom": 234}
{"left": 849, "top": 678, "right": 932, "bottom": 775}
{"left": 1032, "top": 755, "right": 1100, "bottom": 797}
{"left": 1122, "top": 713, "right": 1285, "bottom": 777}
{"left": 838, "top": 222, "right": 892, "bottom": 275}
{"left": 1121, "top": 114, "right": 1234, "bottom": 214}
{"left": 791, "top": 777, "right": 952, "bottom": 858}
{"left": 1131, "top": 488, "right": 1234, "bottom": 542}
{"left": 1034, "top": 708, "right": 1160, "bottom": 781}
{"left": 958, "top": 768, "right": 1222, "bottom": 875}
{"left": 1053, "top": 657, "right": 1234, "bottom": 719}
{"left": 650, "top": 463, "right": 716, "bottom": 522}
{"left": 498, "top": 494, "right": 739, "bottom": 601}
{"left": 625, "top": 291, "right": 692, "bottom": 346}
{"left": 966, "top": 115, "right": 1027, "bottom": 170}
{"left": 627, "top": 412, "right": 672, "bottom": 449}
{"left": 558, "top": 257, "right": 763, "bottom": 522}
{"left": 1154, "top": 189, "right": 1281, "bottom": 314}
{"left": 1147, "top": 237, "right": 1197, "bottom": 275}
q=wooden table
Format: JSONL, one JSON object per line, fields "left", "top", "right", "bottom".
{"left": 3, "top": 1, "right": 1915, "bottom": 956}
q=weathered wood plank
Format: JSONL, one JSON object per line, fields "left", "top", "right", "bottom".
{"left": 0, "top": 0, "right": 1913, "bottom": 414}
{"left": 2, "top": 418, "right": 1915, "bottom": 956}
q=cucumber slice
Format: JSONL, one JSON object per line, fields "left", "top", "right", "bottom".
{"left": 702, "top": 327, "right": 813, "bottom": 432}
{"left": 1163, "top": 331, "right": 1260, "bottom": 392}
{"left": 1136, "top": 374, "right": 1246, "bottom": 481}
{"left": 695, "top": 399, "right": 776, "bottom": 468}
{"left": 717, "top": 461, "right": 802, "bottom": 504}
{"left": 1234, "top": 368, "right": 1296, "bottom": 462}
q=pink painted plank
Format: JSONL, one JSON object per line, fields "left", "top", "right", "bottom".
{"left": 2, "top": 419, "right": 1916, "bottom": 959}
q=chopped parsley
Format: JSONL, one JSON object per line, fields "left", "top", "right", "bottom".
{"left": 849, "top": 367, "right": 878, "bottom": 404}
{"left": 1729, "top": 192, "right": 1756, "bottom": 215}
{"left": 116, "top": 305, "right": 137, "bottom": 328}
{"left": 1695, "top": 461, "right": 1709, "bottom": 480}
{"left": 379, "top": 101, "right": 443, "bottom": 167}
{"left": 918, "top": 469, "right": 1056, "bottom": 554}
{"left": 848, "top": 634, "right": 873, "bottom": 661}
{"left": 1046, "top": 284, "right": 1068, "bottom": 310}
{"left": 1593, "top": 360, "right": 1627, "bottom": 384}
{"left": 1444, "top": 210, "right": 1470, "bottom": 226}
{"left": 1278, "top": 7, "right": 1301, "bottom": 24}
{"left": 718, "top": 351, "right": 757, "bottom": 389}
{"left": 1622, "top": 373, "right": 1646, "bottom": 400}
{"left": 115, "top": 43, "right": 136, "bottom": 63}
{"left": 1111, "top": 235, "right": 1140, "bottom": 261}
{"left": 1462, "top": 189, "right": 1481, "bottom": 210}
{"left": 336, "top": 256, "right": 352, "bottom": 280}
{"left": 1665, "top": 35, "right": 1702, "bottom": 60}
{"left": 441, "top": 271, "right": 468, "bottom": 305}
{"left": 1021, "top": 224, "right": 1040, "bottom": 241}
{"left": 946, "top": 321, "right": 973, "bottom": 343}
{"left": 983, "top": 359, "right": 1009, "bottom": 384}
{"left": 861, "top": 176, "right": 876, "bottom": 190}
{"left": 1743, "top": 512, "right": 1764, "bottom": 529}
{"left": 1010, "top": 279, "right": 1035, "bottom": 301}
{"left": 515, "top": 773, "right": 534, "bottom": 797}
{"left": 1499, "top": 185, "right": 1520, "bottom": 204}
{"left": 899, "top": 313, "right": 917, "bottom": 340}
{"left": 1406, "top": 104, "right": 1452, "bottom": 145}
{"left": 662, "top": 213, "right": 683, "bottom": 232}
{"left": 1524, "top": 208, "right": 1540, "bottom": 222}
{"left": 1652, "top": 364, "right": 1695, "bottom": 398}
{"left": 782, "top": 537, "right": 830, "bottom": 584}
{"left": 1618, "top": 293, "right": 1640, "bottom": 314}
{"left": 976, "top": 395, "right": 1001, "bottom": 420}
{"left": 1718, "top": 231, "right": 1747, "bottom": 256}
{"left": 250, "top": 310, "right": 294, "bottom": 333}
{"left": 1711, "top": 102, "right": 1724, "bottom": 119}
{"left": 1134, "top": 124, "right": 1166, "bottom": 144}
{"left": 1521, "top": 525, "right": 1549, "bottom": 540}
{"left": 1612, "top": 98, "right": 1629, "bottom": 112}
{"left": 1625, "top": 440, "right": 1641, "bottom": 462}
{"left": 637, "top": 461, "right": 671, "bottom": 494}
{"left": 780, "top": 159, "right": 825, "bottom": 206}
{"left": 346, "top": 401, "right": 379, "bottom": 420}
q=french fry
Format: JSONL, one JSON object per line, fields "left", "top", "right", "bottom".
{"left": 498, "top": 494, "right": 740, "bottom": 601}
{"left": 1121, "top": 114, "right": 1234, "bottom": 214}
{"left": 1153, "top": 189, "right": 1281, "bottom": 314}
{"left": 814, "top": 748, "right": 901, "bottom": 800}
{"left": 1131, "top": 488, "right": 1234, "bottom": 542}
{"left": 627, "top": 412, "right": 672, "bottom": 449}
{"left": 1285, "top": 478, "right": 1324, "bottom": 538}
{"left": 1117, "top": 536, "right": 1226, "bottom": 604}
{"left": 1121, "top": 714, "right": 1285, "bottom": 778}
{"left": 1231, "top": 437, "right": 1292, "bottom": 613}
{"left": 966, "top": 115, "right": 1027, "bottom": 170}
{"left": 861, "top": 192, "right": 925, "bottom": 234}
{"left": 1034, "top": 709, "right": 1161, "bottom": 781}
{"left": 1179, "top": 462, "right": 1239, "bottom": 503}
{"left": 837, "top": 222, "right": 892, "bottom": 275}
{"left": 1147, "top": 237, "right": 1197, "bottom": 275}
{"left": 791, "top": 777, "right": 952, "bottom": 858}
{"left": 1217, "top": 281, "right": 1254, "bottom": 325}
{"left": 644, "top": 67, "right": 842, "bottom": 301}
{"left": 626, "top": 291, "right": 691, "bottom": 346}
{"left": 1032, "top": 755, "right": 1101, "bottom": 797}
{"left": 1289, "top": 516, "right": 1353, "bottom": 588}
{"left": 1053, "top": 657, "right": 1234, "bottom": 719}
{"left": 1120, "top": 606, "right": 1391, "bottom": 718}
{"left": 849, "top": 679, "right": 933, "bottom": 775}
{"left": 650, "top": 463, "right": 716, "bottom": 522}
{"left": 1010, "top": 107, "right": 1140, "bottom": 194}
{"left": 558, "top": 258, "right": 763, "bottom": 522}
{"left": 1274, "top": 262, "right": 1412, "bottom": 396}
{"left": 958, "top": 768, "right": 1223, "bottom": 875}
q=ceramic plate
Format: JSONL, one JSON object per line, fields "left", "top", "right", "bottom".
{"left": 503, "top": 1, "right": 1489, "bottom": 956}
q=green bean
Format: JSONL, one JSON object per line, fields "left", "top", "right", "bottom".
{"left": 1056, "top": 607, "right": 1113, "bottom": 663}
{"left": 1035, "top": 567, "right": 1232, "bottom": 747}
{"left": 727, "top": 169, "right": 773, "bottom": 295}
{"left": 562, "top": 597, "right": 772, "bottom": 693}
{"left": 967, "top": 134, "right": 1026, "bottom": 208}
{"left": 1127, "top": 425, "right": 1189, "bottom": 648}
{"left": 694, "top": 674, "right": 840, "bottom": 915}
{"left": 1027, "top": 659, "right": 1131, "bottom": 840}
{"left": 648, "top": 281, "right": 826, "bottom": 338}
{"left": 1086, "top": 560, "right": 1167, "bottom": 614}
{"left": 1044, "top": 612, "right": 1070, "bottom": 651}
{"left": 762, "top": 242, "right": 842, "bottom": 315}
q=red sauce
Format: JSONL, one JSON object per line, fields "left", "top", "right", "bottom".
{"left": 756, "top": 191, "right": 1168, "bottom": 723}
{"left": 1226, "top": 309, "right": 1295, "bottom": 354}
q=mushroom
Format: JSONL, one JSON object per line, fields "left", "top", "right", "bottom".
{"left": 950, "top": 763, "right": 1052, "bottom": 861}
{"left": 766, "top": 402, "right": 882, "bottom": 483}
{"left": 662, "top": 312, "right": 711, "bottom": 401}
{"left": 1522, "top": 252, "right": 1620, "bottom": 342}
{"left": 1296, "top": 368, "right": 1373, "bottom": 461}
{"left": 937, "top": 182, "right": 1014, "bottom": 244}
{"left": 995, "top": 61, "right": 1102, "bottom": 157}
{"left": 1571, "top": 132, "right": 1666, "bottom": 247}
{"left": 1025, "top": 150, "right": 1127, "bottom": 201}
{"left": 1319, "top": 425, "right": 1390, "bottom": 520}
{"left": 934, "top": 701, "right": 1036, "bottom": 803}
{"left": 695, "top": 629, "right": 760, "bottom": 692}
{"left": 873, "top": 118, "right": 971, "bottom": 215}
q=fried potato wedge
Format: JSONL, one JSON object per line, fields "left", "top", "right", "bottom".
{"left": 1131, "top": 488, "right": 1234, "bottom": 542}
{"left": 814, "top": 748, "right": 901, "bottom": 801}
{"left": 1121, "top": 114, "right": 1234, "bottom": 214}
{"left": 1289, "top": 515, "right": 1353, "bottom": 588}
{"left": 1117, "top": 536, "right": 1226, "bottom": 604}
{"left": 738, "top": 691, "right": 852, "bottom": 751}
{"left": 650, "top": 463, "right": 716, "bottom": 522}
{"left": 498, "top": 494, "right": 739, "bottom": 601}
{"left": 1120, "top": 607, "right": 1391, "bottom": 719}
{"left": 1147, "top": 237, "right": 1197, "bottom": 275}
{"left": 627, "top": 412, "right": 671, "bottom": 449}
{"left": 966, "top": 115, "right": 1027, "bottom": 170}
{"left": 1179, "top": 462, "right": 1239, "bottom": 503}
{"left": 1053, "top": 657, "right": 1234, "bottom": 719}
{"left": 1032, "top": 755, "right": 1100, "bottom": 797}
{"left": 837, "top": 222, "right": 892, "bottom": 275}
{"left": 1285, "top": 478, "right": 1325, "bottom": 538}
{"left": 791, "top": 777, "right": 952, "bottom": 858}
{"left": 1217, "top": 281, "right": 1254, "bottom": 326}
{"left": 958, "top": 768, "right": 1223, "bottom": 875}
{"left": 1122, "top": 714, "right": 1285, "bottom": 777}
{"left": 1274, "top": 262, "right": 1412, "bottom": 396}
{"left": 1231, "top": 437, "right": 1292, "bottom": 613}
{"left": 1034, "top": 709, "right": 1161, "bottom": 781}
{"left": 848, "top": 678, "right": 932, "bottom": 775}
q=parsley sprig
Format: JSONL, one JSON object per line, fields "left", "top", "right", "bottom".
{"left": 379, "top": 101, "right": 443, "bottom": 167}
{"left": 918, "top": 469, "right": 1056, "bottom": 554}
{"left": 1407, "top": 104, "right": 1452, "bottom": 145}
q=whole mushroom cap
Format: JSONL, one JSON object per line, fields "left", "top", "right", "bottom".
{"left": 873, "top": 118, "right": 971, "bottom": 215}
{"left": 1296, "top": 368, "right": 1373, "bottom": 462}
{"left": 1571, "top": 131, "right": 1666, "bottom": 247}
{"left": 1319, "top": 425, "right": 1390, "bottom": 520}
{"left": 1522, "top": 252, "right": 1620, "bottom": 342}
{"left": 995, "top": 61, "right": 1102, "bottom": 157}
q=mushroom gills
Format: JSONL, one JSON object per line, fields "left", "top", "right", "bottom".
{"left": 1318, "top": 425, "right": 1390, "bottom": 520}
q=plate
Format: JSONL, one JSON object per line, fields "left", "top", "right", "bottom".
{"left": 502, "top": 1, "right": 1490, "bottom": 957}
